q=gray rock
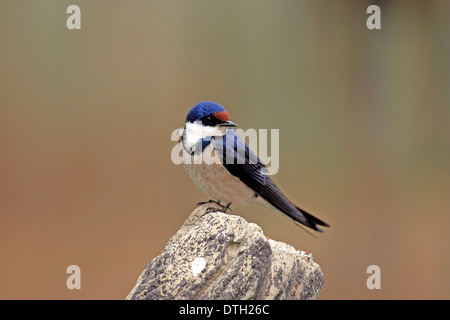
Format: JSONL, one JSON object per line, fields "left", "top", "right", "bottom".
{"left": 126, "top": 203, "right": 324, "bottom": 300}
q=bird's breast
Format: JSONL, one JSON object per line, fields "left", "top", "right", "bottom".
{"left": 182, "top": 143, "right": 256, "bottom": 204}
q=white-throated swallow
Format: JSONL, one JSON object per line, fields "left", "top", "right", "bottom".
{"left": 179, "top": 101, "right": 329, "bottom": 232}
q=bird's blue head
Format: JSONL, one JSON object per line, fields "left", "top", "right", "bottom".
{"left": 186, "top": 101, "right": 236, "bottom": 127}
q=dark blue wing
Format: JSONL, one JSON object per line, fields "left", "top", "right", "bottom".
{"left": 212, "top": 129, "right": 329, "bottom": 232}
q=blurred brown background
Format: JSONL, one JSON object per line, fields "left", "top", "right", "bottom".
{"left": 0, "top": 0, "right": 448, "bottom": 299}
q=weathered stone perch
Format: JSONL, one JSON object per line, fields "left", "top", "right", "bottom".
{"left": 126, "top": 203, "right": 324, "bottom": 300}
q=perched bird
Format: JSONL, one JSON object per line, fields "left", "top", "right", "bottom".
{"left": 180, "top": 101, "right": 329, "bottom": 233}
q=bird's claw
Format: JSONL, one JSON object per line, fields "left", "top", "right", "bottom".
{"left": 204, "top": 202, "right": 232, "bottom": 214}
{"left": 217, "top": 202, "right": 232, "bottom": 213}
{"left": 196, "top": 199, "right": 222, "bottom": 207}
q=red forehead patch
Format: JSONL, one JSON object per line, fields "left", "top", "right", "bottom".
{"left": 213, "top": 111, "right": 230, "bottom": 122}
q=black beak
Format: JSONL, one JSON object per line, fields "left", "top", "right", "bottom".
{"left": 220, "top": 120, "right": 237, "bottom": 127}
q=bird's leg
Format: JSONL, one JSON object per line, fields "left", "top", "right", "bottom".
{"left": 216, "top": 202, "right": 232, "bottom": 213}
{"left": 196, "top": 199, "right": 222, "bottom": 207}
{"left": 204, "top": 202, "right": 232, "bottom": 214}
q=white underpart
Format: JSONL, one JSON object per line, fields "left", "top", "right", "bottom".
{"left": 181, "top": 120, "right": 273, "bottom": 206}
{"left": 183, "top": 121, "right": 227, "bottom": 152}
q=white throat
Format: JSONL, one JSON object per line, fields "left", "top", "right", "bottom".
{"left": 182, "top": 121, "right": 227, "bottom": 150}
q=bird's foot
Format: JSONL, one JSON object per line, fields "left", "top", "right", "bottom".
{"left": 196, "top": 199, "right": 222, "bottom": 207}
{"left": 210, "top": 202, "right": 232, "bottom": 213}
{"left": 197, "top": 200, "right": 232, "bottom": 214}
{"left": 204, "top": 202, "right": 232, "bottom": 214}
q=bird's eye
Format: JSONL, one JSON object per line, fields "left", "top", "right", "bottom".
{"left": 203, "top": 116, "right": 214, "bottom": 125}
